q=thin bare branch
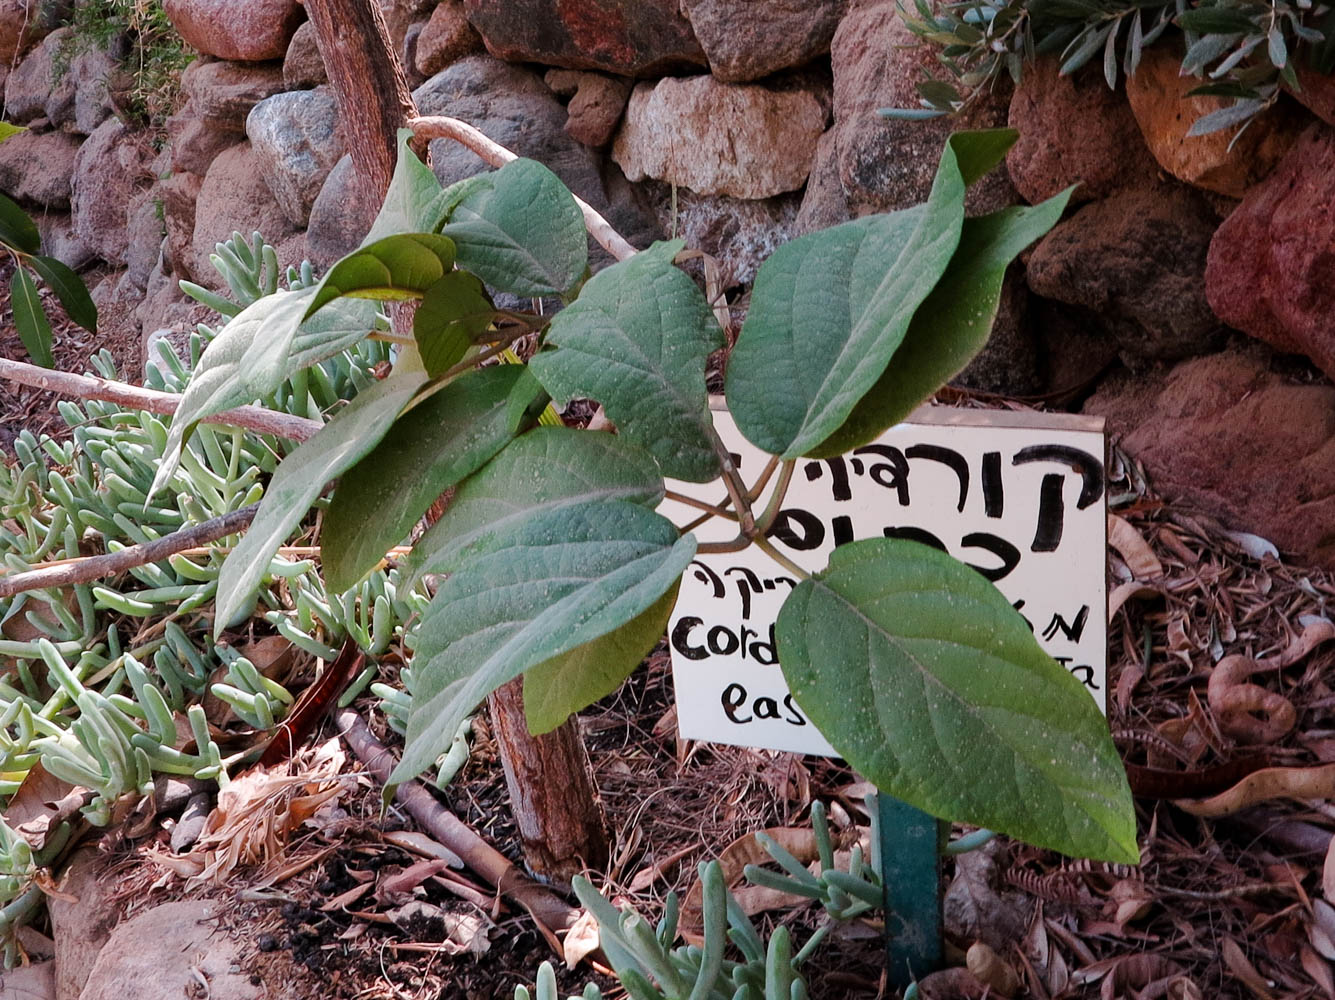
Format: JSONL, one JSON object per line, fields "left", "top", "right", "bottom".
{"left": 0, "top": 505, "right": 259, "bottom": 599}
{"left": 0, "top": 358, "right": 323, "bottom": 443}
{"left": 409, "top": 114, "right": 640, "bottom": 262}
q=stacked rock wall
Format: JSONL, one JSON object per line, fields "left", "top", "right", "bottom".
{"left": 2, "top": 0, "right": 1333, "bottom": 565}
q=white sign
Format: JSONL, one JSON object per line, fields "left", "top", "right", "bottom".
{"left": 661, "top": 403, "right": 1107, "bottom": 757}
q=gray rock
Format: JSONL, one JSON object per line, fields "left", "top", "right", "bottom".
{"left": 0, "top": 960, "right": 54, "bottom": 1000}
{"left": 191, "top": 142, "right": 299, "bottom": 288}
{"left": 1027, "top": 184, "right": 1224, "bottom": 363}
{"left": 830, "top": 2, "right": 1013, "bottom": 215}
{"left": 613, "top": 74, "right": 828, "bottom": 199}
{"left": 306, "top": 155, "right": 375, "bottom": 267}
{"left": 794, "top": 127, "right": 850, "bottom": 234}
{"left": 680, "top": 0, "right": 847, "bottom": 83}
{"left": 76, "top": 901, "right": 260, "bottom": 1000}
{"left": 123, "top": 187, "right": 165, "bottom": 294}
{"left": 0, "top": 129, "right": 81, "bottom": 208}
{"left": 3, "top": 25, "right": 61, "bottom": 122}
{"left": 0, "top": 0, "right": 66, "bottom": 65}
{"left": 49, "top": 848, "right": 121, "bottom": 1000}
{"left": 246, "top": 88, "right": 344, "bottom": 226}
{"left": 34, "top": 211, "right": 96, "bottom": 269}
{"left": 71, "top": 118, "right": 156, "bottom": 266}
{"left": 282, "top": 20, "right": 325, "bottom": 89}
{"left": 413, "top": 56, "right": 660, "bottom": 255}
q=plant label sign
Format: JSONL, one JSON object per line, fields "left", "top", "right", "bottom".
{"left": 661, "top": 403, "right": 1108, "bottom": 756}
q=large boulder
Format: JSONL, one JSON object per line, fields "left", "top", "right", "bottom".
{"left": 0, "top": 129, "right": 81, "bottom": 208}
{"left": 306, "top": 155, "right": 375, "bottom": 267}
{"left": 1205, "top": 124, "right": 1335, "bottom": 381}
{"left": 413, "top": 56, "right": 661, "bottom": 253}
{"left": 0, "top": 0, "right": 64, "bottom": 64}
{"left": 462, "top": 0, "right": 706, "bottom": 77}
{"left": 1125, "top": 46, "right": 1304, "bottom": 197}
{"left": 679, "top": 0, "right": 847, "bottom": 83}
{"left": 49, "top": 849, "right": 122, "bottom": 1000}
{"left": 191, "top": 143, "right": 299, "bottom": 286}
{"left": 163, "top": 0, "right": 304, "bottom": 62}
{"left": 415, "top": 0, "right": 481, "bottom": 76}
{"left": 246, "top": 89, "right": 344, "bottom": 226}
{"left": 3, "top": 24, "right": 62, "bottom": 122}
{"left": 1006, "top": 57, "right": 1159, "bottom": 205}
{"left": 34, "top": 212, "right": 95, "bottom": 269}
{"left": 159, "top": 170, "right": 203, "bottom": 280}
{"left": 42, "top": 29, "right": 127, "bottom": 133}
{"left": 70, "top": 118, "right": 156, "bottom": 266}
{"left": 613, "top": 74, "right": 828, "bottom": 198}
{"left": 1084, "top": 348, "right": 1335, "bottom": 569}
{"left": 827, "top": 1, "right": 1013, "bottom": 216}
{"left": 1027, "top": 185, "right": 1224, "bottom": 362}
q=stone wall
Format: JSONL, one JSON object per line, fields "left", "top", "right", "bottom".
{"left": 2, "top": 0, "right": 1333, "bottom": 565}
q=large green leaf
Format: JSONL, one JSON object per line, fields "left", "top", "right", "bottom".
{"left": 306, "top": 233, "right": 457, "bottom": 317}
{"left": 215, "top": 370, "right": 427, "bottom": 633}
{"left": 0, "top": 192, "right": 39, "bottom": 254}
{"left": 321, "top": 365, "right": 545, "bottom": 592}
{"left": 11, "top": 267, "right": 53, "bottom": 368}
{"left": 393, "top": 501, "right": 696, "bottom": 785}
{"left": 813, "top": 190, "right": 1073, "bottom": 457}
{"left": 29, "top": 254, "right": 96, "bottom": 334}
{"left": 150, "top": 291, "right": 379, "bottom": 496}
{"left": 775, "top": 539, "right": 1137, "bottom": 863}
{"left": 364, "top": 129, "right": 444, "bottom": 245}
{"left": 529, "top": 240, "right": 723, "bottom": 482}
{"left": 405, "top": 425, "right": 665, "bottom": 583}
{"left": 413, "top": 271, "right": 495, "bottom": 377}
{"left": 725, "top": 130, "right": 1016, "bottom": 459}
{"left": 0, "top": 122, "right": 24, "bottom": 144}
{"left": 523, "top": 583, "right": 679, "bottom": 735}
{"left": 439, "top": 157, "right": 588, "bottom": 297}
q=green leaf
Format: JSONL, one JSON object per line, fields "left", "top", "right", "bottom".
{"left": 29, "top": 255, "right": 96, "bottom": 333}
{"left": 776, "top": 539, "right": 1137, "bottom": 863}
{"left": 523, "top": 582, "right": 679, "bottom": 734}
{"left": 725, "top": 130, "right": 1014, "bottom": 459}
{"left": 1177, "top": 7, "right": 1257, "bottom": 33}
{"left": 1186, "top": 98, "right": 1264, "bottom": 136}
{"left": 215, "top": 370, "right": 427, "bottom": 633}
{"left": 393, "top": 501, "right": 696, "bottom": 785}
{"left": 405, "top": 426, "right": 665, "bottom": 582}
{"left": 364, "top": 129, "right": 444, "bottom": 244}
{"left": 10, "top": 267, "right": 53, "bottom": 368}
{"left": 440, "top": 157, "right": 588, "bottom": 297}
{"left": 149, "top": 290, "right": 379, "bottom": 497}
{"left": 0, "top": 192, "right": 39, "bottom": 254}
{"left": 0, "top": 122, "right": 24, "bottom": 144}
{"left": 306, "top": 233, "right": 457, "bottom": 317}
{"left": 413, "top": 271, "right": 495, "bottom": 377}
{"left": 321, "top": 365, "right": 543, "bottom": 592}
{"left": 529, "top": 240, "right": 723, "bottom": 482}
{"left": 813, "top": 189, "right": 1073, "bottom": 457}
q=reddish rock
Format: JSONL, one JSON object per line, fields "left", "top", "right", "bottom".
{"left": 191, "top": 143, "right": 299, "bottom": 287}
{"left": 794, "top": 127, "right": 850, "bottom": 234}
{"left": 830, "top": 2, "right": 1013, "bottom": 215}
{"left": 0, "top": 0, "right": 61, "bottom": 64}
{"left": 167, "top": 59, "right": 286, "bottom": 175}
{"left": 613, "top": 74, "right": 828, "bottom": 198}
{"left": 1085, "top": 349, "right": 1335, "bottom": 569}
{"left": 462, "top": 0, "right": 706, "bottom": 77}
{"left": 415, "top": 0, "right": 481, "bottom": 76}
{"left": 34, "top": 212, "right": 95, "bottom": 269}
{"left": 1292, "top": 65, "right": 1335, "bottom": 125}
{"left": 3, "top": 25, "right": 61, "bottom": 123}
{"left": 679, "top": 0, "right": 847, "bottom": 83}
{"left": 282, "top": 21, "right": 325, "bottom": 89}
{"left": 1125, "top": 46, "right": 1304, "bottom": 197}
{"left": 1007, "top": 57, "right": 1160, "bottom": 205}
{"left": 1205, "top": 124, "right": 1335, "bottom": 380}
{"left": 160, "top": 171, "right": 203, "bottom": 280}
{"left": 0, "top": 129, "right": 80, "bottom": 208}
{"left": 164, "top": 0, "right": 304, "bottom": 62}
{"left": 70, "top": 119, "right": 156, "bottom": 267}
{"left": 545, "top": 68, "right": 631, "bottom": 147}
{"left": 1027, "top": 185, "right": 1223, "bottom": 362}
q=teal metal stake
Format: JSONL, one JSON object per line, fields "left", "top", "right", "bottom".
{"left": 879, "top": 794, "right": 947, "bottom": 994}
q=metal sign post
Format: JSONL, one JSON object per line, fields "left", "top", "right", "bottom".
{"left": 879, "top": 796, "right": 948, "bottom": 992}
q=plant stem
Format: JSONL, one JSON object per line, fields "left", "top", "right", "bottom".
{"left": 754, "top": 460, "right": 796, "bottom": 536}
{"left": 753, "top": 535, "right": 810, "bottom": 581}
{"left": 709, "top": 430, "right": 755, "bottom": 537}
{"left": 696, "top": 535, "right": 752, "bottom": 555}
{"left": 664, "top": 490, "right": 739, "bottom": 521}
{"left": 746, "top": 455, "right": 781, "bottom": 501}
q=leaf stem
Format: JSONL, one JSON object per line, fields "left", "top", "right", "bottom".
{"left": 754, "top": 460, "right": 796, "bottom": 537}
{"left": 753, "top": 535, "right": 810, "bottom": 581}
{"left": 746, "top": 455, "right": 782, "bottom": 501}
{"left": 709, "top": 430, "right": 755, "bottom": 536}
{"left": 696, "top": 535, "right": 752, "bottom": 555}
{"left": 664, "top": 490, "right": 739, "bottom": 521}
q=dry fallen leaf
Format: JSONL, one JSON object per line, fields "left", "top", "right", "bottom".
{"left": 562, "top": 908, "right": 600, "bottom": 970}
{"left": 1301, "top": 943, "right": 1335, "bottom": 999}
{"left": 966, "top": 941, "right": 1020, "bottom": 997}
{"left": 1109, "top": 514, "right": 1163, "bottom": 579}
{"left": 1221, "top": 937, "right": 1275, "bottom": 1000}
{"left": 1176, "top": 763, "right": 1335, "bottom": 817}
